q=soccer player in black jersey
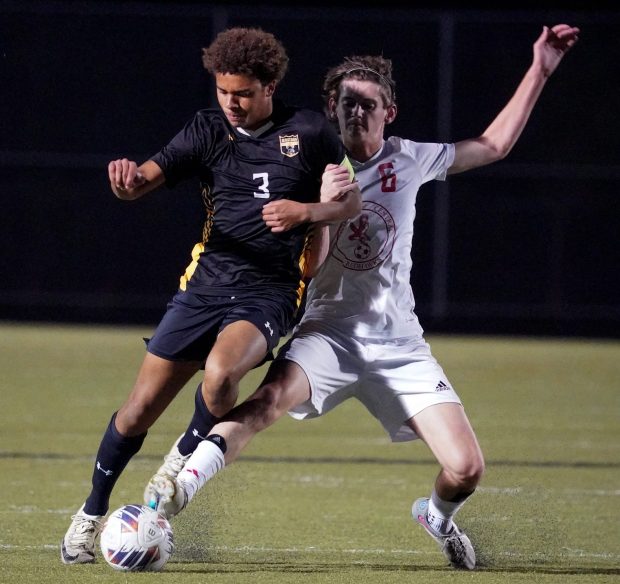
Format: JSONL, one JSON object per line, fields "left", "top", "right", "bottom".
{"left": 61, "top": 27, "right": 360, "bottom": 565}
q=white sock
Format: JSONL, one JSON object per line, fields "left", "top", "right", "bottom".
{"left": 176, "top": 440, "right": 225, "bottom": 503}
{"left": 427, "top": 490, "right": 467, "bottom": 535}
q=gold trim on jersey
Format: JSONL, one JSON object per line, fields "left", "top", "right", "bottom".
{"left": 201, "top": 185, "right": 215, "bottom": 244}
{"left": 179, "top": 243, "right": 203, "bottom": 291}
{"left": 179, "top": 185, "right": 214, "bottom": 291}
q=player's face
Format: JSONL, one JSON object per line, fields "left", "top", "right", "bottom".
{"left": 215, "top": 73, "right": 276, "bottom": 130}
{"left": 333, "top": 79, "right": 392, "bottom": 150}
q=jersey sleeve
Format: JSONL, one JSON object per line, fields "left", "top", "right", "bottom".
{"left": 150, "top": 112, "right": 210, "bottom": 187}
{"left": 401, "top": 140, "right": 455, "bottom": 184}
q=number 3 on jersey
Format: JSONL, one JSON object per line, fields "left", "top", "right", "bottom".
{"left": 378, "top": 162, "right": 396, "bottom": 193}
{"left": 253, "top": 172, "right": 270, "bottom": 198}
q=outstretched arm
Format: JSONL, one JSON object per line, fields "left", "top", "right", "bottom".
{"left": 108, "top": 159, "right": 165, "bottom": 200}
{"left": 449, "top": 23, "right": 580, "bottom": 175}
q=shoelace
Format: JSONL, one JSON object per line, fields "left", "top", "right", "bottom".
{"left": 68, "top": 516, "right": 101, "bottom": 548}
{"left": 163, "top": 451, "right": 190, "bottom": 475}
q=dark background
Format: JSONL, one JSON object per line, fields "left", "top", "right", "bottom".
{"left": 1, "top": 1, "right": 618, "bottom": 338}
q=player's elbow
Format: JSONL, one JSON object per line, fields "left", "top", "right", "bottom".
{"left": 493, "top": 142, "right": 513, "bottom": 162}
{"left": 461, "top": 135, "right": 512, "bottom": 171}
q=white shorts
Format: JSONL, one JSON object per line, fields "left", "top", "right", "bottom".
{"left": 278, "top": 321, "right": 462, "bottom": 442}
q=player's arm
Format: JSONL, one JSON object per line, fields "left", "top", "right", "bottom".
{"left": 262, "top": 161, "right": 361, "bottom": 233}
{"left": 448, "top": 24, "right": 579, "bottom": 175}
{"left": 304, "top": 158, "right": 362, "bottom": 278}
{"left": 108, "top": 159, "right": 165, "bottom": 200}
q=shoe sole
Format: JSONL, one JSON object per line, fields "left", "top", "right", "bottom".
{"left": 60, "top": 538, "right": 96, "bottom": 564}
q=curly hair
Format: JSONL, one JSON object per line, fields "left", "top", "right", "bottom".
{"left": 202, "top": 27, "right": 289, "bottom": 85}
{"left": 322, "top": 55, "right": 396, "bottom": 108}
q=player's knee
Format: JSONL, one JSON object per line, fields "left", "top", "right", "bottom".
{"left": 203, "top": 360, "right": 244, "bottom": 394}
{"left": 449, "top": 452, "right": 485, "bottom": 489}
{"left": 116, "top": 400, "right": 153, "bottom": 435}
{"left": 464, "top": 455, "right": 485, "bottom": 488}
{"left": 465, "top": 455, "right": 485, "bottom": 487}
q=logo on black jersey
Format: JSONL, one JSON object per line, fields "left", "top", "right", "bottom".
{"left": 279, "top": 134, "right": 300, "bottom": 158}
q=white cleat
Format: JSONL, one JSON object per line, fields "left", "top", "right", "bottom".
{"left": 143, "top": 435, "right": 191, "bottom": 509}
{"left": 60, "top": 504, "right": 104, "bottom": 564}
{"left": 144, "top": 474, "right": 188, "bottom": 519}
{"left": 412, "top": 497, "right": 476, "bottom": 570}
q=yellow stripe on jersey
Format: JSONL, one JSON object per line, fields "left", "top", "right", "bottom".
{"left": 180, "top": 185, "right": 214, "bottom": 291}
{"left": 179, "top": 243, "right": 204, "bottom": 291}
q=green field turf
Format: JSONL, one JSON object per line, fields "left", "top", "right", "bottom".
{"left": 1, "top": 322, "right": 618, "bottom": 583}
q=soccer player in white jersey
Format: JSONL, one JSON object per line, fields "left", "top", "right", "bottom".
{"left": 147, "top": 24, "right": 579, "bottom": 570}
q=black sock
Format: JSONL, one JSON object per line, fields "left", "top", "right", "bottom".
{"left": 176, "top": 383, "right": 220, "bottom": 456}
{"left": 206, "top": 434, "right": 227, "bottom": 455}
{"left": 83, "top": 412, "right": 146, "bottom": 516}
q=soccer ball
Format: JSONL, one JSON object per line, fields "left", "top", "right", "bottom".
{"left": 100, "top": 504, "right": 174, "bottom": 571}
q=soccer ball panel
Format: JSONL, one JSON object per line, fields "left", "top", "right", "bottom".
{"left": 100, "top": 504, "right": 174, "bottom": 572}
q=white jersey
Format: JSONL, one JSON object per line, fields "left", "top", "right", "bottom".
{"left": 302, "top": 136, "right": 455, "bottom": 339}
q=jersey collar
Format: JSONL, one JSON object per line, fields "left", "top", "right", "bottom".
{"left": 350, "top": 140, "right": 386, "bottom": 168}
{"left": 235, "top": 120, "right": 274, "bottom": 138}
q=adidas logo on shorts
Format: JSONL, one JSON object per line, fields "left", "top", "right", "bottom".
{"left": 435, "top": 380, "right": 451, "bottom": 392}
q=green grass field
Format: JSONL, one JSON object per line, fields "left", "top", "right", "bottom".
{"left": 1, "top": 322, "right": 618, "bottom": 583}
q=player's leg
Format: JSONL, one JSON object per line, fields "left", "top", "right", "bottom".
{"left": 357, "top": 338, "right": 482, "bottom": 569}
{"left": 153, "top": 358, "right": 312, "bottom": 517}
{"left": 61, "top": 352, "right": 200, "bottom": 564}
{"left": 151, "top": 325, "right": 361, "bottom": 518}
{"left": 150, "top": 294, "right": 293, "bottom": 469}
{"left": 146, "top": 319, "right": 269, "bottom": 482}
{"left": 409, "top": 403, "right": 484, "bottom": 507}
{"left": 408, "top": 403, "right": 484, "bottom": 569}
{"left": 143, "top": 318, "right": 273, "bottom": 510}
{"left": 206, "top": 357, "right": 312, "bottom": 463}
{"left": 202, "top": 319, "right": 269, "bottom": 414}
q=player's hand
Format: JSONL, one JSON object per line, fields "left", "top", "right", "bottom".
{"left": 262, "top": 200, "right": 309, "bottom": 232}
{"left": 320, "top": 163, "right": 358, "bottom": 203}
{"left": 533, "top": 24, "right": 580, "bottom": 78}
{"left": 108, "top": 158, "right": 147, "bottom": 193}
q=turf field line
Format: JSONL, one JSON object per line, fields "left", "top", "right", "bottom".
{"left": 0, "top": 451, "right": 617, "bottom": 470}
{"left": 1, "top": 543, "right": 618, "bottom": 561}
{"left": 237, "top": 455, "right": 620, "bottom": 470}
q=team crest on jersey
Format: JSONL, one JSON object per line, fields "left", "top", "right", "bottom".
{"left": 332, "top": 202, "right": 396, "bottom": 271}
{"left": 279, "top": 134, "right": 300, "bottom": 157}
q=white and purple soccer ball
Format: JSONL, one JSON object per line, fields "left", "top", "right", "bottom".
{"left": 100, "top": 504, "right": 174, "bottom": 572}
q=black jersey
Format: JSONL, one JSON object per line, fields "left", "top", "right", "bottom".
{"left": 151, "top": 101, "right": 347, "bottom": 298}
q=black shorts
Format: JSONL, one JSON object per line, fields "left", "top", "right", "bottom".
{"left": 146, "top": 289, "right": 297, "bottom": 363}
